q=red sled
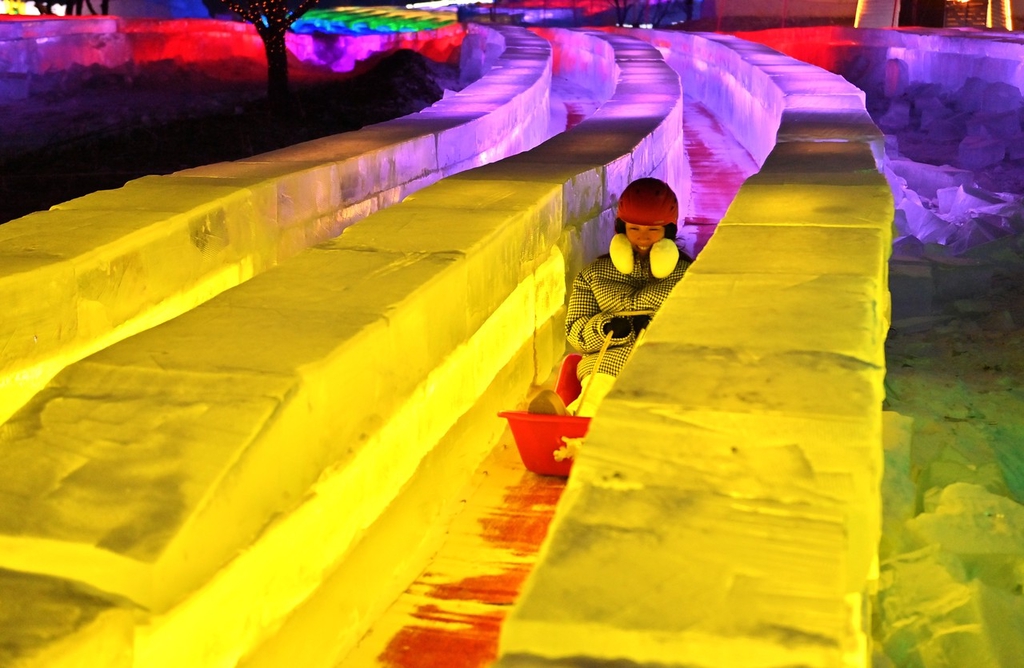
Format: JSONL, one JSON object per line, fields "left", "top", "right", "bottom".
{"left": 498, "top": 354, "right": 591, "bottom": 477}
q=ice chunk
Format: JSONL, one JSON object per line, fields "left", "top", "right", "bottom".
{"left": 910, "top": 483, "right": 1024, "bottom": 556}
{"left": 879, "top": 99, "right": 911, "bottom": 132}
{"left": 923, "top": 117, "right": 960, "bottom": 143}
{"left": 0, "top": 569, "right": 133, "bottom": 668}
{"left": 880, "top": 413, "right": 916, "bottom": 560}
{"left": 892, "top": 233, "right": 926, "bottom": 257}
{"left": 980, "top": 81, "right": 1023, "bottom": 114}
{"left": 1006, "top": 134, "right": 1024, "bottom": 161}
{"left": 966, "top": 110, "right": 1021, "bottom": 140}
{"left": 892, "top": 207, "right": 911, "bottom": 236}
{"left": 957, "top": 136, "right": 1005, "bottom": 170}
{"left": 914, "top": 95, "right": 952, "bottom": 129}
{"left": 923, "top": 110, "right": 969, "bottom": 139}
{"left": 935, "top": 184, "right": 1005, "bottom": 220}
{"left": 897, "top": 199, "right": 955, "bottom": 244}
{"left": 906, "top": 82, "right": 943, "bottom": 100}
{"left": 953, "top": 77, "right": 989, "bottom": 113}
{"left": 947, "top": 218, "right": 1011, "bottom": 256}
{"left": 917, "top": 456, "right": 1011, "bottom": 508}
{"left": 888, "top": 159, "right": 972, "bottom": 199}
{"left": 877, "top": 546, "right": 1024, "bottom": 668}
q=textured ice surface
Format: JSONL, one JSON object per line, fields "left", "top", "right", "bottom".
{"left": 887, "top": 159, "right": 972, "bottom": 199}
{"left": 878, "top": 484, "right": 1024, "bottom": 668}
{"left": 980, "top": 81, "right": 1023, "bottom": 114}
{"left": 910, "top": 483, "right": 1024, "bottom": 556}
{"left": 881, "top": 413, "right": 917, "bottom": 561}
{"left": 958, "top": 136, "right": 1006, "bottom": 171}
{"left": 878, "top": 546, "right": 1024, "bottom": 668}
{"left": 0, "top": 568, "right": 133, "bottom": 668}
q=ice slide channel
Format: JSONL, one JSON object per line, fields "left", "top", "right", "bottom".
{"left": 0, "top": 28, "right": 671, "bottom": 668}
{"left": 498, "top": 30, "right": 893, "bottom": 668}
{"left": 0, "top": 22, "right": 555, "bottom": 427}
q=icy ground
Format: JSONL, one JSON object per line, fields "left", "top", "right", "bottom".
{"left": 870, "top": 74, "right": 1024, "bottom": 665}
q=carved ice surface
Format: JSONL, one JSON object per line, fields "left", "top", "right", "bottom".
{"left": 957, "top": 136, "right": 1006, "bottom": 171}
{"left": 878, "top": 484, "right": 1024, "bottom": 668}
{"left": 864, "top": 51, "right": 1024, "bottom": 254}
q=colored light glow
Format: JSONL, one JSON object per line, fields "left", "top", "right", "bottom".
{"left": 406, "top": 0, "right": 491, "bottom": 8}
{"left": 290, "top": 6, "right": 456, "bottom": 35}
{"left": 0, "top": 256, "right": 253, "bottom": 428}
{"left": 853, "top": 0, "right": 866, "bottom": 27}
{"left": 0, "top": 0, "right": 66, "bottom": 14}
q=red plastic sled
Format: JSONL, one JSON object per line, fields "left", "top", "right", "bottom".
{"left": 498, "top": 354, "right": 591, "bottom": 477}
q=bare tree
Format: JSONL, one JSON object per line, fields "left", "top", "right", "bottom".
{"left": 606, "top": 0, "right": 635, "bottom": 26}
{"left": 643, "top": 0, "right": 686, "bottom": 27}
{"left": 608, "top": 0, "right": 684, "bottom": 26}
{"left": 221, "top": 0, "right": 320, "bottom": 115}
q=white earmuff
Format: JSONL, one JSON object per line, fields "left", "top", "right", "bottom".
{"left": 609, "top": 233, "right": 634, "bottom": 275}
{"left": 649, "top": 239, "right": 679, "bottom": 279}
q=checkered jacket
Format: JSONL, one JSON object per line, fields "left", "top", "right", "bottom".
{"left": 566, "top": 250, "right": 689, "bottom": 379}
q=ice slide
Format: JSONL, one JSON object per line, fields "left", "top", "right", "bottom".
{"left": 0, "top": 22, "right": 897, "bottom": 668}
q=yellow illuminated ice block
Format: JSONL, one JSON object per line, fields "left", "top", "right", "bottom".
{"left": 0, "top": 178, "right": 277, "bottom": 425}
{"left": 877, "top": 541, "right": 1024, "bottom": 668}
{"left": 697, "top": 225, "right": 889, "bottom": 280}
{"left": 502, "top": 481, "right": 853, "bottom": 667}
{"left": 732, "top": 141, "right": 883, "bottom": 186}
{"left": 0, "top": 568, "right": 133, "bottom": 668}
{"left": 0, "top": 177, "right": 564, "bottom": 614}
{"left": 658, "top": 272, "right": 886, "bottom": 367}
{"left": 503, "top": 364, "right": 864, "bottom": 664}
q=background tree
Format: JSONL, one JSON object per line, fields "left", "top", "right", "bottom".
{"left": 220, "top": 0, "right": 320, "bottom": 114}
{"left": 606, "top": 0, "right": 635, "bottom": 26}
{"left": 640, "top": 0, "right": 686, "bottom": 27}
{"left": 65, "top": 0, "right": 109, "bottom": 15}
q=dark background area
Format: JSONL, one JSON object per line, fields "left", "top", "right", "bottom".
{"left": 0, "top": 49, "right": 458, "bottom": 224}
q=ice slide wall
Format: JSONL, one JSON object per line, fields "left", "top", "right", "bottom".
{"left": 0, "top": 26, "right": 635, "bottom": 668}
{"left": 498, "top": 30, "right": 893, "bottom": 667}
{"left": 0, "top": 20, "right": 552, "bottom": 426}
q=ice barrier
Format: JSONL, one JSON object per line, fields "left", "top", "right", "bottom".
{"left": 736, "top": 27, "right": 1024, "bottom": 666}
{"left": 497, "top": 31, "right": 892, "bottom": 668}
{"left": 0, "top": 28, "right": 663, "bottom": 668}
{"left": 0, "top": 22, "right": 551, "bottom": 426}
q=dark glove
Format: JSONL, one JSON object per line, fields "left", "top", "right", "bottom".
{"left": 602, "top": 317, "right": 632, "bottom": 338}
{"left": 632, "top": 314, "right": 651, "bottom": 333}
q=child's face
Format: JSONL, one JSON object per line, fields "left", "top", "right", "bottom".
{"left": 624, "top": 223, "right": 666, "bottom": 256}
